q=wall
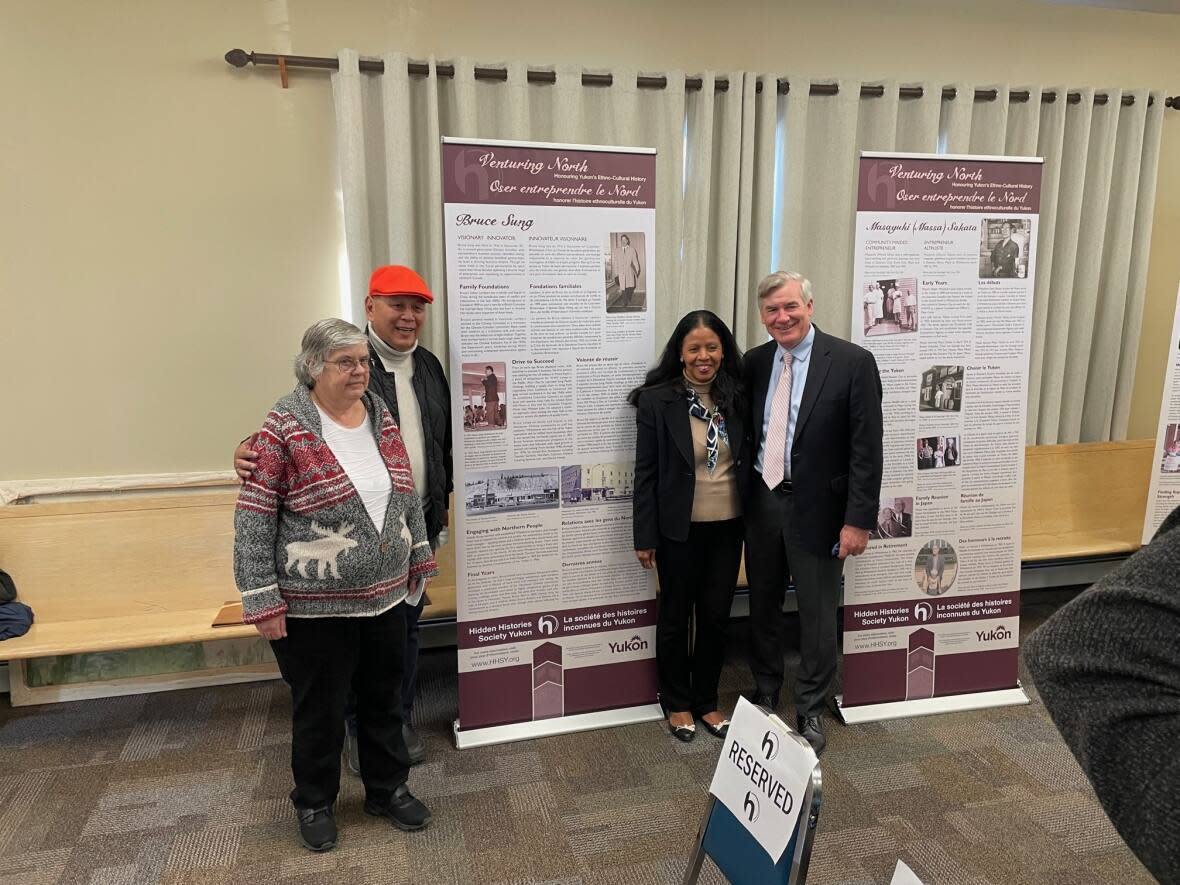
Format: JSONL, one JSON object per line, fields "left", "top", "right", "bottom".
{"left": 3, "top": 0, "right": 1178, "bottom": 482}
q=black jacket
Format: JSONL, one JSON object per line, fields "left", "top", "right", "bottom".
{"left": 632, "top": 382, "right": 746, "bottom": 550}
{"left": 743, "top": 327, "right": 883, "bottom": 557}
{"left": 366, "top": 342, "right": 453, "bottom": 542}
{"left": 1024, "top": 506, "right": 1180, "bottom": 884}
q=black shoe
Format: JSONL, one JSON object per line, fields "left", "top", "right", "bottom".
{"left": 365, "top": 784, "right": 432, "bottom": 832}
{"left": 297, "top": 805, "right": 337, "bottom": 852}
{"left": 666, "top": 716, "right": 696, "bottom": 743}
{"left": 700, "top": 715, "right": 731, "bottom": 739}
{"left": 797, "top": 714, "right": 826, "bottom": 756}
{"left": 343, "top": 729, "right": 360, "bottom": 777}
{"left": 750, "top": 691, "right": 780, "bottom": 711}
{"left": 403, "top": 723, "right": 426, "bottom": 766}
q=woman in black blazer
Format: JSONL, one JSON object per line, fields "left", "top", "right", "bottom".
{"left": 629, "top": 311, "right": 745, "bottom": 742}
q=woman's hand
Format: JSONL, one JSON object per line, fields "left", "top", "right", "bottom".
{"left": 254, "top": 613, "right": 287, "bottom": 640}
{"left": 635, "top": 549, "right": 656, "bottom": 570}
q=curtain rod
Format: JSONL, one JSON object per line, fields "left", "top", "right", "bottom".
{"left": 224, "top": 49, "right": 1176, "bottom": 109}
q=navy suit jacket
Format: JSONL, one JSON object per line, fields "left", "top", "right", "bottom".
{"left": 632, "top": 382, "right": 746, "bottom": 550}
{"left": 743, "top": 326, "right": 884, "bottom": 557}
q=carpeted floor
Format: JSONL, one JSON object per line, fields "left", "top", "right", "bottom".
{"left": 0, "top": 592, "right": 1154, "bottom": 885}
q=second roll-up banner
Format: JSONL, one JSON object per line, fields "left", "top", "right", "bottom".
{"left": 441, "top": 137, "right": 661, "bottom": 748}
{"left": 839, "top": 151, "right": 1042, "bottom": 724}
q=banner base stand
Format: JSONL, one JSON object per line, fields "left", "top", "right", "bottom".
{"left": 454, "top": 703, "right": 663, "bottom": 750}
{"left": 835, "top": 683, "right": 1030, "bottom": 726}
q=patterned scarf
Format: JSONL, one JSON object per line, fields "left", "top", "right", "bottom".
{"left": 685, "top": 385, "right": 728, "bottom": 473}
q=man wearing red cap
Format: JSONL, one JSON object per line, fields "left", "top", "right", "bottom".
{"left": 236, "top": 265, "right": 452, "bottom": 768}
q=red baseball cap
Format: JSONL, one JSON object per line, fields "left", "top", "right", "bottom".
{"left": 368, "top": 265, "right": 433, "bottom": 303}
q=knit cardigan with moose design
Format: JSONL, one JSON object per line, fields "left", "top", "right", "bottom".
{"left": 234, "top": 384, "right": 437, "bottom": 623}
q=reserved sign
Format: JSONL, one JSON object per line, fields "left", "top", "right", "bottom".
{"left": 707, "top": 697, "right": 817, "bottom": 862}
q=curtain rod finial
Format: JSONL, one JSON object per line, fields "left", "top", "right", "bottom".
{"left": 1167, "top": 96, "right": 1177, "bottom": 109}
{"left": 225, "top": 49, "right": 251, "bottom": 68}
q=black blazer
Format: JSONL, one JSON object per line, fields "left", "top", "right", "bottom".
{"left": 632, "top": 382, "right": 746, "bottom": 550}
{"left": 743, "top": 327, "right": 883, "bottom": 557}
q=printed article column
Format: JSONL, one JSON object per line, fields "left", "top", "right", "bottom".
{"left": 442, "top": 138, "right": 660, "bottom": 746}
{"left": 840, "top": 152, "right": 1042, "bottom": 721}
{"left": 1143, "top": 284, "right": 1180, "bottom": 542}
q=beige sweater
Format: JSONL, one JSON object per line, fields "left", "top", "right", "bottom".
{"left": 685, "top": 376, "right": 741, "bottom": 523}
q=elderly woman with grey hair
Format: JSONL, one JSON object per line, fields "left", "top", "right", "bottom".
{"left": 234, "top": 318, "right": 437, "bottom": 852}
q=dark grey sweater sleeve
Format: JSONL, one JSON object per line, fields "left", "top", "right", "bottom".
{"left": 1023, "top": 507, "right": 1180, "bottom": 884}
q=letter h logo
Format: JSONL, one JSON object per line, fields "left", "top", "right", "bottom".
{"left": 862, "top": 161, "right": 899, "bottom": 210}
{"left": 451, "top": 149, "right": 492, "bottom": 201}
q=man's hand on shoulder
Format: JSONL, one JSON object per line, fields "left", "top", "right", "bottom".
{"left": 837, "top": 525, "right": 870, "bottom": 559}
{"left": 234, "top": 435, "right": 259, "bottom": 483}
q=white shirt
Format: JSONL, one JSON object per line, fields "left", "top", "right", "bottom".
{"left": 317, "top": 406, "right": 392, "bottom": 534}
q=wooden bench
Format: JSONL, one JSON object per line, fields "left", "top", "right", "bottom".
{"left": 731, "top": 439, "right": 1152, "bottom": 604}
{"left": 1022, "top": 439, "right": 1151, "bottom": 563}
{"left": 0, "top": 489, "right": 456, "bottom": 705}
{"left": 0, "top": 440, "right": 1153, "bottom": 706}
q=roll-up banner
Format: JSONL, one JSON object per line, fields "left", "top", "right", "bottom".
{"left": 838, "top": 152, "right": 1041, "bottom": 723}
{"left": 441, "top": 137, "right": 661, "bottom": 748}
{"left": 1142, "top": 284, "right": 1180, "bottom": 543}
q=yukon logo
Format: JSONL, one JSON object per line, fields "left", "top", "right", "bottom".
{"left": 914, "top": 602, "right": 933, "bottom": 622}
{"left": 607, "top": 635, "right": 649, "bottom": 654}
{"left": 537, "top": 615, "right": 559, "bottom": 635}
{"left": 976, "top": 625, "right": 1013, "bottom": 642}
{"left": 761, "top": 730, "right": 780, "bottom": 761}
{"left": 743, "top": 791, "right": 760, "bottom": 823}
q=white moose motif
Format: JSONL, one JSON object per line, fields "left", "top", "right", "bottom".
{"left": 285, "top": 521, "right": 358, "bottom": 579}
{"left": 399, "top": 514, "right": 412, "bottom": 553}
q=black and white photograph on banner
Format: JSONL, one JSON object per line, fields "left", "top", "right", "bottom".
{"left": 1160, "top": 424, "right": 1180, "bottom": 473}
{"left": 560, "top": 463, "right": 634, "bottom": 505}
{"left": 604, "top": 231, "right": 647, "bottom": 313}
{"left": 919, "top": 365, "right": 964, "bottom": 413}
{"left": 870, "top": 496, "right": 914, "bottom": 540}
{"left": 461, "top": 361, "right": 507, "bottom": 431}
{"left": 861, "top": 277, "right": 918, "bottom": 336}
{"left": 914, "top": 539, "right": 958, "bottom": 596}
{"left": 917, "top": 435, "right": 960, "bottom": 470}
{"left": 979, "top": 217, "right": 1032, "bottom": 279}
{"left": 464, "top": 467, "right": 560, "bottom": 517}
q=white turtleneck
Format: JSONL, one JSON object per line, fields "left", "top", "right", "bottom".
{"left": 368, "top": 325, "right": 428, "bottom": 506}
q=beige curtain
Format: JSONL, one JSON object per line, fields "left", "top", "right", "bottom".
{"left": 736, "top": 78, "right": 1164, "bottom": 442}
{"left": 334, "top": 55, "right": 1165, "bottom": 443}
{"left": 335, "top": 50, "right": 708, "bottom": 366}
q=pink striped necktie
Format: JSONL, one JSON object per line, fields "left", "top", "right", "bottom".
{"left": 762, "top": 353, "right": 794, "bottom": 489}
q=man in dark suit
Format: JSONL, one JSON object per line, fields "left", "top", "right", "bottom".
{"left": 482, "top": 366, "right": 501, "bottom": 427}
{"left": 743, "top": 271, "right": 883, "bottom": 754}
{"left": 991, "top": 222, "right": 1019, "bottom": 278}
{"left": 892, "top": 497, "right": 912, "bottom": 535}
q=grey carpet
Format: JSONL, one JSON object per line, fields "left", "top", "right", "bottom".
{"left": 0, "top": 592, "right": 1153, "bottom": 884}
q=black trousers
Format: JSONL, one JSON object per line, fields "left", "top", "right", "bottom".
{"left": 345, "top": 595, "right": 424, "bottom": 736}
{"left": 402, "top": 595, "right": 424, "bottom": 717}
{"left": 745, "top": 481, "right": 844, "bottom": 718}
{"left": 654, "top": 518, "right": 744, "bottom": 716}
{"left": 270, "top": 605, "right": 410, "bottom": 810}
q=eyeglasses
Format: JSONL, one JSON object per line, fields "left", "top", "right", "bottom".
{"left": 325, "top": 356, "right": 371, "bottom": 373}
